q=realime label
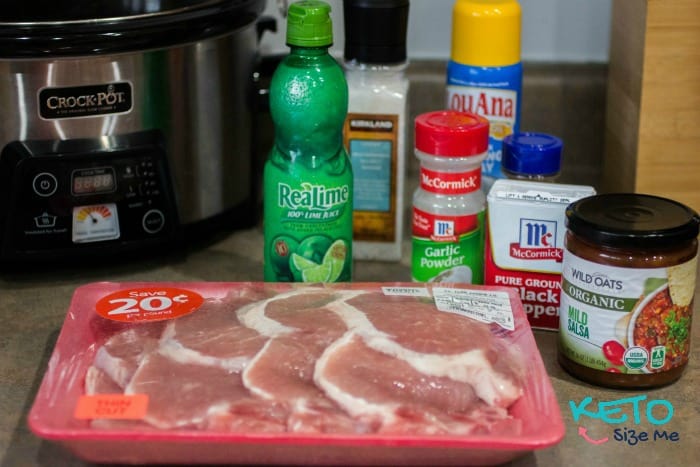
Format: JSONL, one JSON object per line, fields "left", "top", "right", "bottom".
{"left": 39, "top": 82, "right": 133, "bottom": 119}
{"left": 278, "top": 182, "right": 350, "bottom": 211}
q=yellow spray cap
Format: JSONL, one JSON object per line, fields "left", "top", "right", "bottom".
{"left": 450, "top": 0, "right": 521, "bottom": 67}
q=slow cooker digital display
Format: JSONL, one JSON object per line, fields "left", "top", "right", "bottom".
{"left": 71, "top": 167, "right": 116, "bottom": 195}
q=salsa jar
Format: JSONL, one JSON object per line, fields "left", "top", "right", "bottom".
{"left": 558, "top": 193, "right": 699, "bottom": 388}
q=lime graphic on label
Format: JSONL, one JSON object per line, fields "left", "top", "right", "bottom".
{"left": 297, "top": 235, "right": 333, "bottom": 264}
{"left": 302, "top": 262, "right": 333, "bottom": 282}
{"left": 291, "top": 253, "right": 319, "bottom": 272}
{"left": 323, "top": 239, "right": 347, "bottom": 282}
{"left": 288, "top": 238, "right": 347, "bottom": 282}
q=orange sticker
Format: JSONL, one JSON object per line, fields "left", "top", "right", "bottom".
{"left": 74, "top": 394, "right": 149, "bottom": 420}
{"left": 95, "top": 287, "right": 205, "bottom": 323}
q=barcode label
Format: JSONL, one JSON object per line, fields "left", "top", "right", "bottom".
{"left": 432, "top": 288, "right": 515, "bottom": 331}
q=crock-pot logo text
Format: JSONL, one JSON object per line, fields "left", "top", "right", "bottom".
{"left": 570, "top": 395, "right": 680, "bottom": 447}
{"left": 278, "top": 182, "right": 349, "bottom": 220}
{"left": 39, "top": 82, "right": 133, "bottom": 119}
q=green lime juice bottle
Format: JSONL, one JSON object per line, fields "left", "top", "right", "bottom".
{"left": 263, "top": 0, "right": 353, "bottom": 282}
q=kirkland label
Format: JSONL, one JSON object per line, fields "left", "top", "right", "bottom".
{"left": 39, "top": 82, "right": 133, "bottom": 119}
{"left": 345, "top": 113, "right": 399, "bottom": 243}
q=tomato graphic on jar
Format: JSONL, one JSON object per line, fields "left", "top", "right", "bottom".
{"left": 602, "top": 340, "right": 626, "bottom": 367}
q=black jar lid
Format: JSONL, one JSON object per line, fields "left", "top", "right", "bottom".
{"left": 566, "top": 193, "right": 700, "bottom": 249}
{"left": 343, "top": 0, "right": 410, "bottom": 64}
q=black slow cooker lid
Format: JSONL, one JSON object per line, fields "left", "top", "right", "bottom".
{"left": 0, "top": 0, "right": 266, "bottom": 58}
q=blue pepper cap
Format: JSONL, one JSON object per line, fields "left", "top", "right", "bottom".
{"left": 502, "top": 132, "right": 563, "bottom": 177}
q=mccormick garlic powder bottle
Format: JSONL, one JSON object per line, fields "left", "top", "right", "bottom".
{"left": 411, "top": 110, "right": 488, "bottom": 284}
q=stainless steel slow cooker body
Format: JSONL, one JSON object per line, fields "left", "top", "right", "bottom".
{"left": 0, "top": 0, "right": 268, "bottom": 263}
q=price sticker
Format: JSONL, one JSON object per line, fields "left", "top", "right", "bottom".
{"left": 95, "top": 287, "right": 204, "bottom": 323}
{"left": 74, "top": 394, "right": 148, "bottom": 420}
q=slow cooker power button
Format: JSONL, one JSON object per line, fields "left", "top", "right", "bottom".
{"left": 32, "top": 172, "right": 58, "bottom": 197}
{"left": 142, "top": 209, "right": 165, "bottom": 234}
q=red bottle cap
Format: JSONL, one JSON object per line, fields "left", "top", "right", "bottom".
{"left": 414, "top": 110, "right": 489, "bottom": 157}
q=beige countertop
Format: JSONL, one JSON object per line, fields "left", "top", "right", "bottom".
{"left": 0, "top": 223, "right": 698, "bottom": 467}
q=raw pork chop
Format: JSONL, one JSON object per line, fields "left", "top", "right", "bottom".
{"left": 315, "top": 332, "right": 518, "bottom": 435}
{"left": 161, "top": 301, "right": 267, "bottom": 371}
{"left": 240, "top": 288, "right": 372, "bottom": 433}
{"left": 125, "top": 349, "right": 285, "bottom": 431}
{"left": 159, "top": 293, "right": 269, "bottom": 371}
{"left": 84, "top": 366, "right": 164, "bottom": 431}
{"left": 325, "top": 292, "right": 523, "bottom": 408}
{"left": 84, "top": 366, "right": 123, "bottom": 395}
{"left": 92, "top": 322, "right": 166, "bottom": 389}
{"left": 88, "top": 290, "right": 288, "bottom": 432}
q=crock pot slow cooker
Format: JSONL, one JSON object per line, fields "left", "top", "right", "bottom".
{"left": 0, "top": 0, "right": 270, "bottom": 264}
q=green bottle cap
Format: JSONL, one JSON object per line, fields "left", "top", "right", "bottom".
{"left": 286, "top": 0, "right": 334, "bottom": 47}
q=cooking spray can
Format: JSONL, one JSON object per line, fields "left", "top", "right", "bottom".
{"left": 446, "top": 0, "right": 522, "bottom": 193}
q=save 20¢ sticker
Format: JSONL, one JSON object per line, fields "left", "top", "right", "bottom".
{"left": 95, "top": 287, "right": 204, "bottom": 323}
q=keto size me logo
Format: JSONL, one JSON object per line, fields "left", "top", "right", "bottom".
{"left": 39, "top": 82, "right": 132, "bottom": 119}
{"left": 278, "top": 182, "right": 350, "bottom": 221}
{"left": 570, "top": 394, "right": 681, "bottom": 447}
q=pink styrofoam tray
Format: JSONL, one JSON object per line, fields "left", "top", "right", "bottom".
{"left": 28, "top": 282, "right": 564, "bottom": 465}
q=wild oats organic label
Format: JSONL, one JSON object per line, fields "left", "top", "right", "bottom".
{"left": 559, "top": 253, "right": 695, "bottom": 374}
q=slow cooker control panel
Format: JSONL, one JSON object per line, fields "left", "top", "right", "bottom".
{"left": 0, "top": 133, "right": 181, "bottom": 262}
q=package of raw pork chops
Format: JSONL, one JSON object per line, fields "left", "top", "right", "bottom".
{"left": 29, "top": 282, "right": 564, "bottom": 466}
